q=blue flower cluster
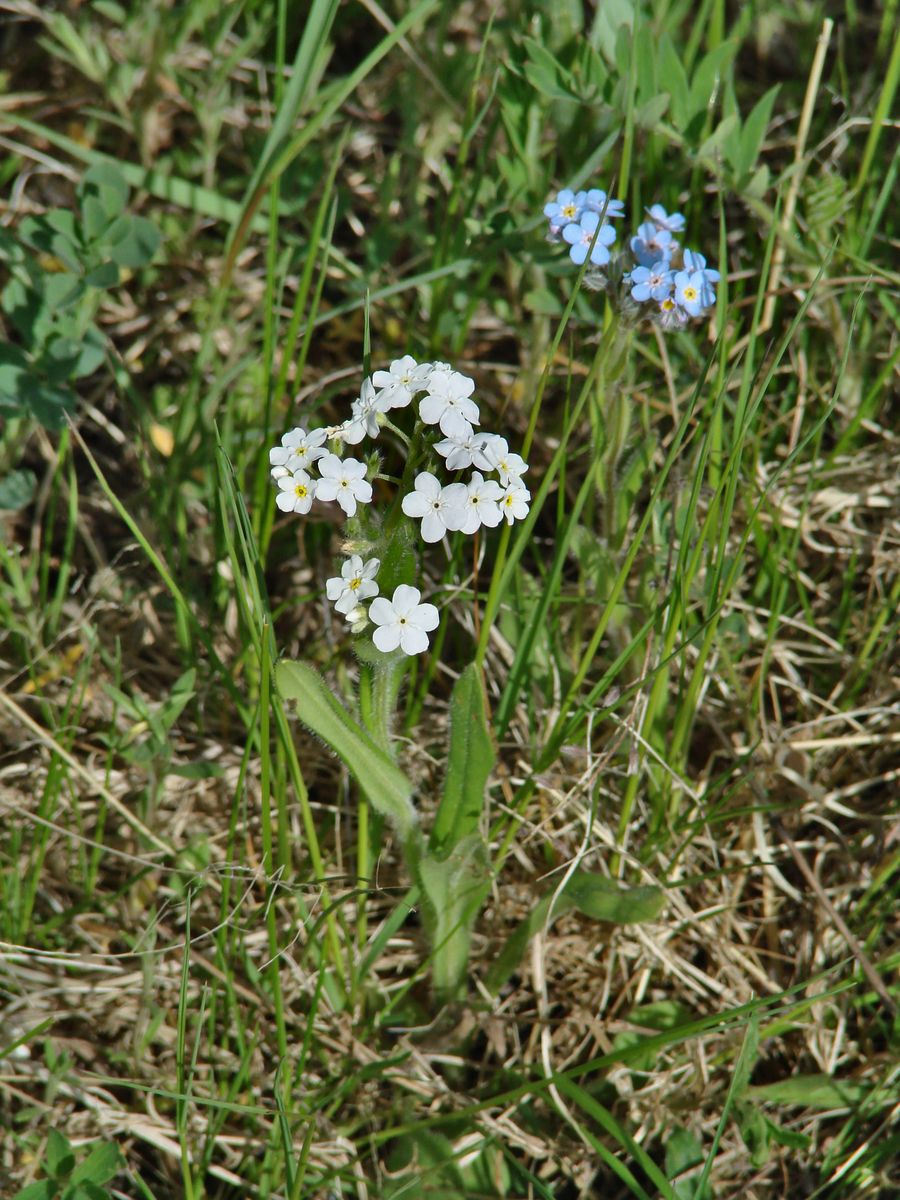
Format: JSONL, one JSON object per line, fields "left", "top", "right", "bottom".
{"left": 543, "top": 188, "right": 720, "bottom": 330}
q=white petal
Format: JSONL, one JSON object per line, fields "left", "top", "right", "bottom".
{"left": 398, "top": 625, "right": 429, "bottom": 655}
{"left": 409, "top": 603, "right": 439, "bottom": 632}
{"left": 373, "top": 624, "right": 401, "bottom": 653}
{"left": 402, "top": 491, "right": 430, "bottom": 518}
{"left": 369, "top": 597, "right": 395, "bottom": 626}
{"left": 420, "top": 511, "right": 447, "bottom": 543}
{"left": 391, "top": 584, "right": 422, "bottom": 614}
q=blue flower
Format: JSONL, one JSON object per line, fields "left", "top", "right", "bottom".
{"left": 682, "top": 248, "right": 720, "bottom": 305}
{"left": 544, "top": 188, "right": 585, "bottom": 235}
{"left": 646, "top": 203, "right": 686, "bottom": 233}
{"left": 673, "top": 269, "right": 708, "bottom": 318}
{"left": 562, "top": 212, "right": 617, "bottom": 266}
{"left": 583, "top": 188, "right": 626, "bottom": 220}
{"left": 629, "top": 259, "right": 674, "bottom": 302}
{"left": 630, "top": 220, "right": 675, "bottom": 267}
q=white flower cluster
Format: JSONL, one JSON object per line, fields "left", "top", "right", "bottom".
{"left": 269, "top": 356, "right": 531, "bottom": 655}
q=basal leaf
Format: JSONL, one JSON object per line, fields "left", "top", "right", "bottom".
{"left": 747, "top": 1074, "right": 873, "bottom": 1109}
{"left": 429, "top": 663, "right": 494, "bottom": 860}
{"left": 416, "top": 834, "right": 491, "bottom": 1001}
{"left": 562, "top": 871, "right": 666, "bottom": 923}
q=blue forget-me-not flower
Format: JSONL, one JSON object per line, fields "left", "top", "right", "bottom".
{"left": 562, "top": 211, "right": 617, "bottom": 266}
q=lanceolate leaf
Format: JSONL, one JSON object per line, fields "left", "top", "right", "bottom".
{"left": 415, "top": 834, "right": 492, "bottom": 1002}
{"left": 276, "top": 660, "right": 416, "bottom": 841}
{"left": 429, "top": 663, "right": 495, "bottom": 860}
{"left": 486, "top": 871, "right": 665, "bottom": 993}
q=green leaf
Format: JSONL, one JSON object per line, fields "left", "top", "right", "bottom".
{"left": 736, "top": 1102, "right": 771, "bottom": 1168}
{"left": 18, "top": 215, "right": 81, "bottom": 271}
{"left": 659, "top": 34, "right": 690, "bottom": 130}
{"left": 687, "top": 41, "right": 738, "bottom": 126}
{"left": 430, "top": 664, "right": 494, "bottom": 860}
{"left": 24, "top": 380, "right": 78, "bottom": 430}
{"left": 635, "top": 93, "right": 670, "bottom": 131}
{"left": 44, "top": 336, "right": 85, "bottom": 382}
{"left": 633, "top": 25, "right": 657, "bottom": 104}
{"left": 69, "top": 1140, "right": 122, "bottom": 1186}
{"left": 748, "top": 1074, "right": 873, "bottom": 1109}
{"left": 697, "top": 113, "right": 740, "bottom": 164}
{"left": 486, "top": 872, "right": 665, "bottom": 994}
{"left": 734, "top": 85, "right": 779, "bottom": 180}
{"left": 520, "top": 38, "right": 578, "bottom": 102}
{"left": 665, "top": 1126, "right": 704, "bottom": 1178}
{"left": 104, "top": 215, "right": 161, "bottom": 268}
{"left": 562, "top": 871, "right": 666, "bottom": 923}
{"left": 63, "top": 1185, "right": 108, "bottom": 1200}
{"left": 276, "top": 660, "right": 416, "bottom": 840}
{"left": 46, "top": 1130, "right": 75, "bottom": 1179}
{"left": 744, "top": 164, "right": 770, "bottom": 199}
{"left": 763, "top": 1116, "right": 812, "bottom": 1150}
{"left": 42, "top": 272, "right": 87, "bottom": 313}
{"left": 0, "top": 342, "right": 31, "bottom": 400}
{"left": 592, "top": 0, "right": 634, "bottom": 66}
{"left": 0, "top": 226, "right": 28, "bottom": 266}
{"left": 628, "top": 1000, "right": 696, "bottom": 1030}
{"left": 81, "top": 195, "right": 113, "bottom": 241}
{"left": 155, "top": 669, "right": 197, "bottom": 734}
{"left": 70, "top": 325, "right": 107, "bottom": 380}
{"left": 415, "top": 834, "right": 492, "bottom": 1001}
{"left": 10, "top": 1182, "right": 57, "bottom": 1200}
{"left": 78, "top": 162, "right": 129, "bottom": 219}
{"left": 0, "top": 470, "right": 37, "bottom": 511}
{"left": 84, "top": 261, "right": 119, "bottom": 289}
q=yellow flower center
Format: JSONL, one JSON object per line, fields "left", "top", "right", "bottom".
{"left": 294, "top": 484, "right": 308, "bottom": 498}
{"left": 562, "top": 204, "right": 577, "bottom": 219}
{"left": 683, "top": 286, "right": 697, "bottom": 301}
{"left": 350, "top": 577, "right": 361, "bottom": 591}
{"left": 661, "top": 298, "right": 675, "bottom": 311}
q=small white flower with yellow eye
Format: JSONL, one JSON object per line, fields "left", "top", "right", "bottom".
{"left": 326, "top": 556, "right": 380, "bottom": 615}
{"left": 276, "top": 468, "right": 317, "bottom": 514}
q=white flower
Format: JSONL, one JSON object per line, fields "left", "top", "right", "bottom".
{"left": 370, "top": 584, "right": 439, "bottom": 656}
{"left": 275, "top": 468, "right": 317, "bottom": 514}
{"left": 500, "top": 480, "right": 531, "bottom": 524}
{"left": 326, "top": 555, "right": 380, "bottom": 614}
{"left": 434, "top": 430, "right": 493, "bottom": 472}
{"left": 340, "top": 379, "right": 388, "bottom": 445}
{"left": 372, "top": 355, "right": 431, "bottom": 410}
{"left": 419, "top": 370, "right": 479, "bottom": 438}
{"left": 446, "top": 471, "right": 503, "bottom": 534}
{"left": 480, "top": 435, "right": 528, "bottom": 485}
{"left": 315, "top": 454, "right": 372, "bottom": 516}
{"left": 270, "top": 426, "right": 327, "bottom": 478}
{"left": 401, "top": 472, "right": 468, "bottom": 543}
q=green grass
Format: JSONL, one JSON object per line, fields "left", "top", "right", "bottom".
{"left": 1, "top": 1, "right": 898, "bottom": 1197}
